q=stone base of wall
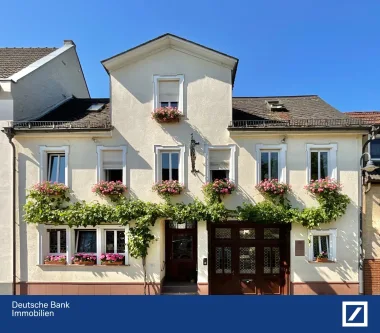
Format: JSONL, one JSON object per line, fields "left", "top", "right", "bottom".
{"left": 197, "top": 283, "right": 208, "bottom": 295}
{"left": 16, "top": 282, "right": 162, "bottom": 295}
{"left": 291, "top": 282, "right": 359, "bottom": 295}
{"left": 364, "top": 259, "right": 380, "bottom": 295}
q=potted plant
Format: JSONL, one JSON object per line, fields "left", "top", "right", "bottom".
{"left": 151, "top": 107, "right": 181, "bottom": 123}
{"left": 92, "top": 181, "right": 127, "bottom": 201}
{"left": 304, "top": 177, "right": 342, "bottom": 197}
{"left": 256, "top": 179, "right": 290, "bottom": 204}
{"left": 44, "top": 255, "right": 66, "bottom": 265}
{"left": 100, "top": 253, "right": 125, "bottom": 266}
{"left": 71, "top": 253, "right": 97, "bottom": 265}
{"left": 202, "top": 178, "right": 236, "bottom": 203}
{"left": 316, "top": 251, "right": 329, "bottom": 262}
{"left": 30, "top": 181, "right": 69, "bottom": 197}
{"left": 152, "top": 180, "right": 184, "bottom": 200}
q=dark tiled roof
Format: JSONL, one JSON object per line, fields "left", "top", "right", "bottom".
{"left": 232, "top": 95, "right": 346, "bottom": 121}
{"left": 0, "top": 47, "right": 57, "bottom": 78}
{"left": 13, "top": 98, "right": 111, "bottom": 131}
{"left": 346, "top": 111, "right": 380, "bottom": 125}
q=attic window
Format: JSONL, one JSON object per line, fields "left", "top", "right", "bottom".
{"left": 266, "top": 100, "right": 287, "bottom": 111}
{"left": 87, "top": 103, "right": 105, "bottom": 112}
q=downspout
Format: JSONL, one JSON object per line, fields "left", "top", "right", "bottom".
{"left": 1, "top": 127, "right": 16, "bottom": 295}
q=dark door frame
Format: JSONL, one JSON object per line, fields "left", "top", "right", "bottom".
{"left": 207, "top": 221, "right": 291, "bottom": 295}
{"left": 165, "top": 221, "right": 198, "bottom": 282}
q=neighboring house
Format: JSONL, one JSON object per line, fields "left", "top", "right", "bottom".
{"left": 0, "top": 40, "right": 89, "bottom": 295}
{"left": 3, "top": 34, "right": 372, "bottom": 295}
{"left": 347, "top": 111, "right": 380, "bottom": 295}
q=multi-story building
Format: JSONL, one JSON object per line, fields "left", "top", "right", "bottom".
{"left": 0, "top": 40, "right": 89, "bottom": 295}
{"left": 3, "top": 34, "right": 371, "bottom": 295}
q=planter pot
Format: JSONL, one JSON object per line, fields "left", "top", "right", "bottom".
{"left": 316, "top": 258, "right": 329, "bottom": 262}
{"left": 155, "top": 118, "right": 180, "bottom": 124}
{"left": 101, "top": 261, "right": 124, "bottom": 266}
{"left": 73, "top": 261, "right": 96, "bottom": 266}
{"left": 44, "top": 261, "right": 66, "bottom": 265}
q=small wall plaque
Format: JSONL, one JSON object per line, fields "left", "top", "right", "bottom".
{"left": 295, "top": 240, "right": 305, "bottom": 256}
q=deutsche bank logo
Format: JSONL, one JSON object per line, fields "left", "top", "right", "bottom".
{"left": 342, "top": 301, "right": 368, "bottom": 327}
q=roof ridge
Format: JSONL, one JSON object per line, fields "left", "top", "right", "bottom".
{"left": 233, "top": 95, "right": 318, "bottom": 99}
{"left": 0, "top": 47, "right": 57, "bottom": 49}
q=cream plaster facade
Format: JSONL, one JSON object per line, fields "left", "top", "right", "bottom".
{"left": 0, "top": 41, "right": 89, "bottom": 294}
{"left": 12, "top": 40, "right": 363, "bottom": 293}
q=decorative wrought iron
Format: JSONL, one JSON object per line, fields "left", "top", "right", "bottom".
{"left": 190, "top": 133, "right": 199, "bottom": 174}
{"left": 12, "top": 120, "right": 112, "bottom": 130}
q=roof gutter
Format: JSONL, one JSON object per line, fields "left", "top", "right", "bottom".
{"left": 1, "top": 127, "right": 16, "bottom": 295}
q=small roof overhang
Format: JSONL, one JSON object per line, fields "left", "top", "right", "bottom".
{"left": 101, "top": 33, "right": 239, "bottom": 86}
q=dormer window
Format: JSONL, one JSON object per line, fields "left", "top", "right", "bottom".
{"left": 87, "top": 103, "right": 105, "bottom": 112}
{"left": 153, "top": 75, "right": 184, "bottom": 114}
{"left": 266, "top": 100, "right": 287, "bottom": 111}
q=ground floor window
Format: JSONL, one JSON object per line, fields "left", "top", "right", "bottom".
{"left": 38, "top": 225, "right": 129, "bottom": 265}
{"left": 308, "top": 229, "right": 337, "bottom": 262}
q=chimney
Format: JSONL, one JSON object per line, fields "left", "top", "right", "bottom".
{"left": 64, "top": 40, "right": 75, "bottom": 46}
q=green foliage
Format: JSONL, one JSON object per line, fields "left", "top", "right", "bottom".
{"left": 23, "top": 183, "right": 351, "bottom": 260}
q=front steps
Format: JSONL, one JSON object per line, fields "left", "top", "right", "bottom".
{"left": 161, "top": 282, "right": 198, "bottom": 295}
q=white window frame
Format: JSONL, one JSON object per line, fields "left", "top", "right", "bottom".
{"left": 39, "top": 146, "right": 69, "bottom": 186}
{"left": 37, "top": 225, "right": 70, "bottom": 265}
{"left": 308, "top": 229, "right": 337, "bottom": 262}
{"left": 205, "top": 145, "right": 236, "bottom": 183}
{"left": 96, "top": 146, "right": 127, "bottom": 185}
{"left": 37, "top": 225, "right": 129, "bottom": 265}
{"left": 154, "top": 145, "right": 185, "bottom": 184}
{"left": 47, "top": 228, "right": 67, "bottom": 255}
{"left": 103, "top": 229, "right": 127, "bottom": 255}
{"left": 306, "top": 143, "right": 337, "bottom": 182}
{"left": 256, "top": 144, "right": 287, "bottom": 183}
{"left": 153, "top": 75, "right": 184, "bottom": 114}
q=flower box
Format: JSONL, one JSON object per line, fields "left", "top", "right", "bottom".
{"left": 92, "top": 181, "right": 127, "bottom": 197}
{"left": 71, "top": 254, "right": 97, "bottom": 265}
{"left": 73, "top": 261, "right": 96, "bottom": 266}
{"left": 151, "top": 107, "right": 181, "bottom": 123}
{"left": 100, "top": 253, "right": 125, "bottom": 266}
{"left": 316, "top": 258, "right": 329, "bottom": 263}
{"left": 152, "top": 180, "right": 184, "bottom": 199}
{"left": 44, "top": 261, "right": 66, "bottom": 265}
{"left": 30, "top": 181, "right": 69, "bottom": 197}
{"left": 101, "top": 261, "right": 124, "bottom": 266}
{"left": 43, "top": 255, "right": 67, "bottom": 265}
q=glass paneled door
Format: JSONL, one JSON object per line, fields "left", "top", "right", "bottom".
{"left": 165, "top": 221, "right": 197, "bottom": 282}
{"left": 209, "top": 223, "right": 290, "bottom": 295}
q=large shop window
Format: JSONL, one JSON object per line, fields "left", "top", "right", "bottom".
{"left": 39, "top": 146, "right": 69, "bottom": 186}
{"left": 306, "top": 144, "right": 337, "bottom": 181}
{"left": 205, "top": 145, "right": 236, "bottom": 183}
{"left": 308, "top": 229, "right": 337, "bottom": 262}
{"left": 97, "top": 146, "right": 127, "bottom": 184}
{"left": 255, "top": 144, "right": 287, "bottom": 183}
{"left": 154, "top": 145, "right": 185, "bottom": 183}
{"left": 153, "top": 75, "right": 184, "bottom": 113}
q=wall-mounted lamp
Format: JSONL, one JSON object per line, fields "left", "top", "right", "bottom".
{"left": 190, "top": 133, "right": 199, "bottom": 174}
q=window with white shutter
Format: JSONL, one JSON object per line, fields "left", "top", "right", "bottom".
{"left": 97, "top": 146, "right": 127, "bottom": 184}
{"left": 209, "top": 150, "right": 230, "bottom": 181}
{"left": 153, "top": 75, "right": 184, "bottom": 113}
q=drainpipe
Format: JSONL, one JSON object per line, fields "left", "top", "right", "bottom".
{"left": 2, "top": 126, "right": 16, "bottom": 295}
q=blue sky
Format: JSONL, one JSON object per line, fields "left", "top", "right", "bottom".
{"left": 2, "top": 0, "right": 380, "bottom": 111}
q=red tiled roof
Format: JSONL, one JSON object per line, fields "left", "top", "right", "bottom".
{"left": 345, "top": 111, "right": 380, "bottom": 124}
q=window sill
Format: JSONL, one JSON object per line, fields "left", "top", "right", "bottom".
{"left": 308, "top": 260, "right": 336, "bottom": 264}
{"left": 38, "top": 264, "right": 130, "bottom": 268}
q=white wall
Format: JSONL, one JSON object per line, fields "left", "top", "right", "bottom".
{"left": 12, "top": 46, "right": 89, "bottom": 121}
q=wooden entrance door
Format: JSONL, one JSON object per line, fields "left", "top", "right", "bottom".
{"left": 209, "top": 223, "right": 290, "bottom": 295}
{"left": 165, "top": 221, "right": 197, "bottom": 282}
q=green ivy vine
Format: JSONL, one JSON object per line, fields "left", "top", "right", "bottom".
{"left": 23, "top": 183, "right": 350, "bottom": 293}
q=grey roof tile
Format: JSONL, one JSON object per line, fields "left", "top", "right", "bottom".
{"left": 0, "top": 47, "right": 57, "bottom": 78}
